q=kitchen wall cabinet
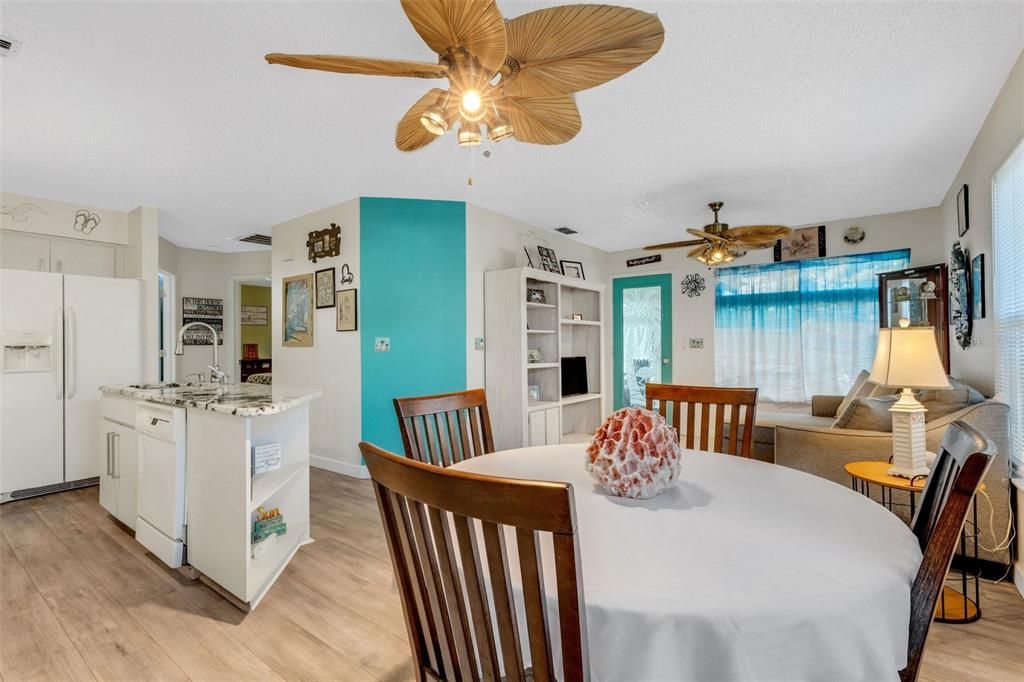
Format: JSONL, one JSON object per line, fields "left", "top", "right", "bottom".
{"left": 0, "top": 229, "right": 119, "bottom": 277}
{"left": 1, "top": 230, "right": 50, "bottom": 272}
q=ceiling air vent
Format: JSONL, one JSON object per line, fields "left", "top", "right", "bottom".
{"left": 0, "top": 37, "right": 19, "bottom": 57}
{"left": 238, "top": 233, "right": 272, "bottom": 246}
{"left": 555, "top": 226, "right": 578, "bottom": 235}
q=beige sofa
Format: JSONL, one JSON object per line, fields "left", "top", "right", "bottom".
{"left": 758, "top": 396, "right": 1012, "bottom": 567}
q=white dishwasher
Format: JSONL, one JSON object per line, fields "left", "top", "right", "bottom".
{"left": 136, "top": 403, "right": 187, "bottom": 568}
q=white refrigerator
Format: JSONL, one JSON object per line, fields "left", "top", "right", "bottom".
{"left": 1, "top": 269, "right": 142, "bottom": 501}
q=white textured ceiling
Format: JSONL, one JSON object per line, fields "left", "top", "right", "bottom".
{"left": 2, "top": 1, "right": 1022, "bottom": 252}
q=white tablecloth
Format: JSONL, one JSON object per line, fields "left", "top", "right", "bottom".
{"left": 451, "top": 444, "right": 922, "bottom": 682}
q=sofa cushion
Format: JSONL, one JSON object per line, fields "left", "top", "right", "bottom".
{"left": 753, "top": 411, "right": 835, "bottom": 444}
{"left": 833, "top": 395, "right": 899, "bottom": 431}
{"left": 834, "top": 369, "right": 872, "bottom": 420}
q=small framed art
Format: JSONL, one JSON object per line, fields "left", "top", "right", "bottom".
{"left": 315, "top": 267, "right": 336, "bottom": 309}
{"left": 282, "top": 274, "right": 314, "bottom": 347}
{"left": 336, "top": 288, "right": 358, "bottom": 331}
{"left": 957, "top": 185, "right": 970, "bottom": 237}
{"left": 560, "top": 260, "right": 585, "bottom": 279}
{"left": 971, "top": 253, "right": 985, "bottom": 319}
{"left": 537, "top": 246, "right": 559, "bottom": 272}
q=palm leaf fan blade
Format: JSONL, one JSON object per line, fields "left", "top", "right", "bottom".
{"left": 396, "top": 88, "right": 450, "bottom": 152}
{"left": 502, "top": 95, "right": 581, "bottom": 145}
{"left": 264, "top": 54, "right": 448, "bottom": 78}
{"left": 502, "top": 5, "right": 665, "bottom": 97}
{"left": 400, "top": 0, "right": 507, "bottom": 75}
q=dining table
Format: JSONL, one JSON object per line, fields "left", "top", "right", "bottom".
{"left": 450, "top": 443, "right": 923, "bottom": 682}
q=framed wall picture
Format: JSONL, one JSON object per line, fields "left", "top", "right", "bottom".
{"left": 560, "top": 260, "right": 585, "bottom": 279}
{"left": 957, "top": 184, "right": 970, "bottom": 237}
{"left": 315, "top": 267, "right": 336, "bottom": 309}
{"left": 282, "top": 274, "right": 314, "bottom": 347}
{"left": 537, "top": 246, "right": 559, "bottom": 272}
{"left": 336, "top": 288, "right": 358, "bottom": 331}
{"left": 240, "top": 305, "right": 268, "bottom": 326}
{"left": 774, "top": 225, "right": 826, "bottom": 262}
{"left": 181, "top": 297, "right": 224, "bottom": 345}
{"left": 971, "top": 253, "right": 985, "bottom": 319}
{"left": 307, "top": 222, "right": 342, "bottom": 262}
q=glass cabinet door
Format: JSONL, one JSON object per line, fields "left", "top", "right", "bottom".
{"left": 878, "top": 264, "right": 950, "bottom": 372}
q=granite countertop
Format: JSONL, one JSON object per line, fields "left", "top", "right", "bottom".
{"left": 100, "top": 383, "right": 322, "bottom": 417}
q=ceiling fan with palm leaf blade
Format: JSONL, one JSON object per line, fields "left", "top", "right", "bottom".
{"left": 644, "top": 202, "right": 793, "bottom": 267}
{"left": 265, "top": 0, "right": 664, "bottom": 151}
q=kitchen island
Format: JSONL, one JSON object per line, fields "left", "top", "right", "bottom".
{"left": 99, "top": 382, "right": 321, "bottom": 609}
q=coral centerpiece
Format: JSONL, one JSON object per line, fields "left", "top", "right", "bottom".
{"left": 585, "top": 407, "right": 683, "bottom": 499}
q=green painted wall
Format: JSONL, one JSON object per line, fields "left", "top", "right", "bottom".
{"left": 360, "top": 197, "right": 467, "bottom": 454}
{"left": 240, "top": 284, "right": 272, "bottom": 359}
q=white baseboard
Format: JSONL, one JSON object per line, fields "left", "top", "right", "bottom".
{"left": 310, "top": 455, "right": 369, "bottom": 479}
{"left": 1015, "top": 563, "right": 1024, "bottom": 601}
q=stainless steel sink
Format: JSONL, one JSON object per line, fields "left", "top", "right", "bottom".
{"left": 128, "top": 382, "right": 182, "bottom": 390}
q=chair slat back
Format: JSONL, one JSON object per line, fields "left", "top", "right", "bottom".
{"left": 394, "top": 389, "right": 495, "bottom": 466}
{"left": 901, "top": 421, "right": 995, "bottom": 682}
{"left": 645, "top": 384, "right": 759, "bottom": 457}
{"left": 360, "top": 442, "right": 589, "bottom": 682}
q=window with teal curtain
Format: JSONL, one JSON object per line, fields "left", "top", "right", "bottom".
{"left": 715, "top": 249, "right": 911, "bottom": 402}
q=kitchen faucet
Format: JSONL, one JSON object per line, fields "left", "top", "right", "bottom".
{"left": 174, "top": 321, "right": 228, "bottom": 384}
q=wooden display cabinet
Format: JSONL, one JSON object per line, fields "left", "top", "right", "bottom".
{"left": 877, "top": 263, "right": 950, "bottom": 373}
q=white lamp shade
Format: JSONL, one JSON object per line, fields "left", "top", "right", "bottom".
{"left": 869, "top": 327, "right": 951, "bottom": 390}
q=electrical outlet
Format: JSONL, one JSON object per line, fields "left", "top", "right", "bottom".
{"left": 374, "top": 337, "right": 390, "bottom": 352}
{"left": 688, "top": 337, "right": 704, "bottom": 349}
{"left": 474, "top": 337, "right": 484, "bottom": 350}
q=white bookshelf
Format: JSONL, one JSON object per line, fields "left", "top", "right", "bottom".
{"left": 484, "top": 267, "right": 606, "bottom": 450}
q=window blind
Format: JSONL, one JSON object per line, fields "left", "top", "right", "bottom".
{"left": 993, "top": 137, "right": 1024, "bottom": 476}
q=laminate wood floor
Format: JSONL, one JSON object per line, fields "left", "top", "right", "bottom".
{"left": 1, "top": 468, "right": 1021, "bottom": 681}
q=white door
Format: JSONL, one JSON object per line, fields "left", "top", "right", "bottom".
{"left": 51, "top": 239, "right": 117, "bottom": 278}
{"left": 63, "top": 275, "right": 142, "bottom": 481}
{"left": 98, "top": 419, "right": 119, "bottom": 515}
{"left": 0, "top": 269, "right": 64, "bottom": 494}
{"left": 112, "top": 421, "right": 137, "bottom": 528}
{"left": 0, "top": 231, "right": 50, "bottom": 272}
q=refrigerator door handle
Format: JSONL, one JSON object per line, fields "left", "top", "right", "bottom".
{"left": 53, "top": 306, "right": 64, "bottom": 399}
{"left": 65, "top": 307, "right": 77, "bottom": 399}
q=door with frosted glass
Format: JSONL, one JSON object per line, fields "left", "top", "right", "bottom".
{"left": 613, "top": 274, "right": 673, "bottom": 408}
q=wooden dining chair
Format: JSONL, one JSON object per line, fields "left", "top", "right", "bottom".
{"left": 394, "top": 388, "right": 495, "bottom": 466}
{"left": 360, "top": 441, "right": 589, "bottom": 682}
{"left": 900, "top": 420, "right": 995, "bottom": 682}
{"left": 645, "top": 383, "right": 759, "bottom": 457}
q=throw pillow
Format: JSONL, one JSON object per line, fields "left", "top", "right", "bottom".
{"left": 917, "top": 377, "right": 985, "bottom": 421}
{"left": 833, "top": 395, "right": 899, "bottom": 431}
{"left": 834, "top": 370, "right": 872, "bottom": 418}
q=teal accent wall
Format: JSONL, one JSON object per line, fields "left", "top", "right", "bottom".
{"left": 360, "top": 197, "right": 467, "bottom": 453}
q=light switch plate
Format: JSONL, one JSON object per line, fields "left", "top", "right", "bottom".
{"left": 375, "top": 337, "right": 390, "bottom": 352}
{"left": 474, "top": 337, "right": 484, "bottom": 350}
{"left": 688, "top": 337, "right": 704, "bottom": 349}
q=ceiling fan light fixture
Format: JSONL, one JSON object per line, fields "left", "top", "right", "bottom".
{"left": 419, "top": 91, "right": 450, "bottom": 136}
{"left": 488, "top": 117, "right": 514, "bottom": 142}
{"left": 459, "top": 89, "right": 487, "bottom": 122}
{"left": 458, "top": 122, "right": 482, "bottom": 147}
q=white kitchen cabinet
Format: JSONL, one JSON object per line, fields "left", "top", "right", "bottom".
{"left": 99, "top": 397, "right": 138, "bottom": 529}
{"left": 50, "top": 238, "right": 117, "bottom": 278}
{"left": 1, "top": 231, "right": 50, "bottom": 272}
{"left": 527, "top": 407, "right": 561, "bottom": 447}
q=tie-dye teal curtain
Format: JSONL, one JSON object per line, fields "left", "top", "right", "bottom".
{"left": 715, "top": 249, "right": 911, "bottom": 402}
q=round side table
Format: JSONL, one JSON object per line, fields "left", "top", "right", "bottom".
{"left": 844, "top": 460, "right": 982, "bottom": 624}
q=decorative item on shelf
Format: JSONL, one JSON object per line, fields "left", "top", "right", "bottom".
{"left": 957, "top": 184, "right": 970, "bottom": 237}
{"left": 919, "top": 281, "right": 937, "bottom": 300}
{"left": 537, "top": 246, "right": 559, "bottom": 273}
{"left": 774, "top": 225, "right": 826, "bottom": 262}
{"left": 240, "top": 305, "right": 268, "bottom": 326}
{"left": 585, "top": 407, "right": 682, "bottom": 499}
{"left": 627, "top": 254, "right": 661, "bottom": 268}
{"left": 560, "top": 260, "right": 585, "bottom": 279}
{"left": 528, "top": 384, "right": 541, "bottom": 402}
{"left": 336, "top": 288, "right": 357, "bottom": 332}
{"left": 680, "top": 273, "right": 706, "bottom": 298}
{"left": 571, "top": 313, "right": 584, "bottom": 321}
{"left": 949, "top": 241, "right": 971, "bottom": 349}
{"left": 282, "top": 274, "right": 314, "bottom": 347}
{"left": 252, "top": 443, "right": 282, "bottom": 475}
{"left": 339, "top": 263, "right": 355, "bottom": 285}
{"left": 243, "top": 343, "right": 259, "bottom": 360}
{"left": 971, "top": 254, "right": 985, "bottom": 319}
{"left": 527, "top": 348, "right": 542, "bottom": 364}
{"left": 306, "top": 223, "right": 341, "bottom": 263}
{"left": 73, "top": 209, "right": 101, "bottom": 235}
{"left": 868, "top": 320, "right": 951, "bottom": 478}
{"left": 252, "top": 506, "right": 287, "bottom": 545}
{"left": 181, "top": 297, "right": 224, "bottom": 346}
{"left": 315, "top": 267, "right": 336, "bottom": 309}
{"left": 893, "top": 285, "right": 911, "bottom": 303}
{"left": 526, "top": 287, "right": 546, "bottom": 304}
{"left": 522, "top": 247, "right": 535, "bottom": 268}
{"left": 842, "top": 226, "right": 865, "bottom": 245}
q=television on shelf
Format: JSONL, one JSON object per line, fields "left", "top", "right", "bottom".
{"left": 561, "top": 356, "right": 589, "bottom": 397}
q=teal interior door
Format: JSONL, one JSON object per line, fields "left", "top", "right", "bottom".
{"left": 613, "top": 274, "right": 673, "bottom": 408}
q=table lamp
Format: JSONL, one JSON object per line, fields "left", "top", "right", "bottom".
{"left": 868, "top": 320, "right": 950, "bottom": 478}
